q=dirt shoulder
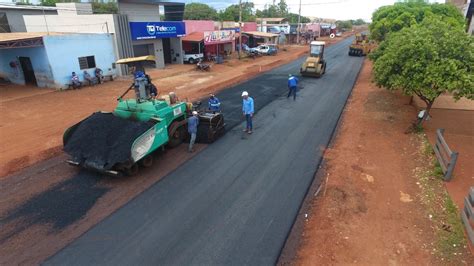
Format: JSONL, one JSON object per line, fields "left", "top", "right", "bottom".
{"left": 291, "top": 60, "right": 473, "bottom": 265}
{"left": 0, "top": 35, "right": 348, "bottom": 178}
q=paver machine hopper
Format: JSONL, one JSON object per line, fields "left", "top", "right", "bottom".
{"left": 62, "top": 56, "right": 225, "bottom": 176}
{"left": 300, "top": 41, "right": 327, "bottom": 77}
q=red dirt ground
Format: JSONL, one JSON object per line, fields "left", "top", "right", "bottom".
{"left": 294, "top": 60, "right": 473, "bottom": 265}
{"left": 424, "top": 109, "right": 474, "bottom": 210}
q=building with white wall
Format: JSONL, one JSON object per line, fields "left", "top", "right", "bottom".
{"left": 22, "top": 1, "right": 186, "bottom": 74}
{"left": 0, "top": 3, "right": 57, "bottom": 32}
{"left": 0, "top": 32, "right": 116, "bottom": 89}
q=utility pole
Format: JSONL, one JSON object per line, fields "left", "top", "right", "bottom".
{"left": 296, "top": 0, "right": 301, "bottom": 45}
{"left": 42, "top": 7, "right": 49, "bottom": 35}
{"left": 238, "top": 0, "right": 242, "bottom": 59}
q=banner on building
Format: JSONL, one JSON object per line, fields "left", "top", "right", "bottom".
{"left": 130, "top": 22, "right": 186, "bottom": 40}
{"left": 203, "top": 30, "right": 235, "bottom": 45}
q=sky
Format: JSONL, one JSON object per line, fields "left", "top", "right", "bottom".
{"left": 185, "top": 0, "right": 447, "bottom": 21}
{"left": 2, "top": 0, "right": 447, "bottom": 21}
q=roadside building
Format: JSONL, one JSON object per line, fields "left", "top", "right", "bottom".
{"left": 21, "top": 1, "right": 186, "bottom": 74}
{"left": 242, "top": 31, "right": 279, "bottom": 47}
{"left": 183, "top": 21, "right": 241, "bottom": 62}
{"left": 203, "top": 30, "right": 236, "bottom": 61}
{"left": 256, "top": 17, "right": 289, "bottom": 34}
{"left": 0, "top": 32, "right": 116, "bottom": 89}
{"left": 0, "top": 3, "right": 57, "bottom": 33}
{"left": 182, "top": 20, "right": 213, "bottom": 63}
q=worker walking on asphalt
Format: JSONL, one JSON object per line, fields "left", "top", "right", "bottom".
{"left": 208, "top": 94, "right": 221, "bottom": 113}
{"left": 287, "top": 74, "right": 299, "bottom": 100}
{"left": 242, "top": 91, "right": 254, "bottom": 134}
{"left": 188, "top": 111, "right": 199, "bottom": 152}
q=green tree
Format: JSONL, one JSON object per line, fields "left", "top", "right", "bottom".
{"left": 40, "top": 0, "right": 84, "bottom": 7}
{"left": 256, "top": 0, "right": 310, "bottom": 24}
{"left": 336, "top": 20, "right": 352, "bottom": 30}
{"left": 372, "top": 17, "right": 474, "bottom": 126}
{"left": 184, "top": 3, "right": 218, "bottom": 20}
{"left": 285, "top": 13, "right": 310, "bottom": 24}
{"left": 219, "top": 2, "right": 255, "bottom": 22}
{"left": 92, "top": 1, "right": 118, "bottom": 14}
{"left": 277, "top": 0, "right": 288, "bottom": 17}
{"left": 370, "top": 1, "right": 465, "bottom": 42}
{"left": 352, "top": 19, "right": 366, "bottom": 25}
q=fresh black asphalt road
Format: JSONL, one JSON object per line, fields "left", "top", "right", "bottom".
{"left": 46, "top": 37, "right": 364, "bottom": 265}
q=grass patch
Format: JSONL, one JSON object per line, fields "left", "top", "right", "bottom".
{"left": 414, "top": 133, "right": 468, "bottom": 262}
{"left": 437, "top": 194, "right": 468, "bottom": 258}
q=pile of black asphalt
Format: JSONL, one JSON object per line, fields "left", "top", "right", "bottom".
{"left": 64, "top": 112, "right": 153, "bottom": 170}
{"left": 46, "top": 37, "right": 364, "bottom": 265}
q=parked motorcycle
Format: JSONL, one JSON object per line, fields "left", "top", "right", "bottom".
{"left": 196, "top": 60, "right": 211, "bottom": 71}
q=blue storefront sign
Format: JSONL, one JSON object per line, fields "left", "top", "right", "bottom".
{"left": 130, "top": 22, "right": 186, "bottom": 40}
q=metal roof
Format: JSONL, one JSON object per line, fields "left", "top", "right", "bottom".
{"left": 256, "top": 18, "right": 287, "bottom": 22}
{"left": 0, "top": 32, "right": 64, "bottom": 43}
{"left": 243, "top": 31, "right": 279, "bottom": 38}
{"left": 181, "top": 32, "right": 204, "bottom": 42}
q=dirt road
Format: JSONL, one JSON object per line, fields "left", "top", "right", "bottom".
{"left": 43, "top": 37, "right": 364, "bottom": 265}
{"left": 290, "top": 61, "right": 473, "bottom": 265}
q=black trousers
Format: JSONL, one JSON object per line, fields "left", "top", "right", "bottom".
{"left": 287, "top": 86, "right": 297, "bottom": 100}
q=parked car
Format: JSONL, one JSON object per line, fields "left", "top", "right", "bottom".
{"left": 252, "top": 44, "right": 278, "bottom": 56}
{"left": 184, "top": 53, "right": 204, "bottom": 64}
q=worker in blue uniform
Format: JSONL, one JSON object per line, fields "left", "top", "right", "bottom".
{"left": 208, "top": 94, "right": 221, "bottom": 113}
{"left": 188, "top": 111, "right": 199, "bottom": 153}
{"left": 242, "top": 91, "right": 254, "bottom": 134}
{"left": 287, "top": 74, "right": 299, "bottom": 100}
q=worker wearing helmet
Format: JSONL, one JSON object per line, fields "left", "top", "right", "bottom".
{"left": 242, "top": 91, "right": 254, "bottom": 134}
{"left": 208, "top": 94, "right": 221, "bottom": 113}
{"left": 188, "top": 111, "right": 200, "bottom": 153}
{"left": 287, "top": 74, "right": 299, "bottom": 101}
{"left": 133, "top": 70, "right": 148, "bottom": 101}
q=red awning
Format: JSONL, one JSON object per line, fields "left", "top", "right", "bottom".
{"left": 182, "top": 32, "right": 204, "bottom": 42}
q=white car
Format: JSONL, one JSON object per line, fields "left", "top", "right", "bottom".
{"left": 184, "top": 53, "right": 204, "bottom": 64}
{"left": 251, "top": 45, "right": 278, "bottom": 55}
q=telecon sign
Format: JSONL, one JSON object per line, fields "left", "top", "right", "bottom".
{"left": 130, "top": 22, "right": 186, "bottom": 40}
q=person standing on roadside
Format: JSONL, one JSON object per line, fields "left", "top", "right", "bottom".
{"left": 242, "top": 91, "right": 254, "bottom": 134}
{"left": 188, "top": 111, "right": 199, "bottom": 152}
{"left": 287, "top": 74, "right": 298, "bottom": 100}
